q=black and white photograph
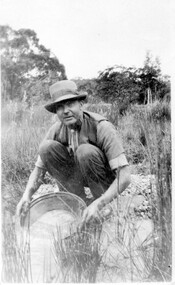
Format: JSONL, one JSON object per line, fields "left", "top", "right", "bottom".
{"left": 0, "top": 0, "right": 174, "bottom": 283}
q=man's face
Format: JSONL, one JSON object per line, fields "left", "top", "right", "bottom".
{"left": 56, "top": 99, "right": 83, "bottom": 127}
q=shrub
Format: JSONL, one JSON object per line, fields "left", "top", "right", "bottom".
{"left": 148, "top": 100, "right": 171, "bottom": 121}
{"left": 118, "top": 109, "right": 145, "bottom": 164}
{"left": 130, "top": 100, "right": 171, "bottom": 122}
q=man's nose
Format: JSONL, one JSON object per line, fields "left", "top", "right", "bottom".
{"left": 63, "top": 105, "right": 69, "bottom": 113}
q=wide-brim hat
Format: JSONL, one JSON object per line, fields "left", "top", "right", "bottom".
{"left": 45, "top": 80, "right": 87, "bottom": 113}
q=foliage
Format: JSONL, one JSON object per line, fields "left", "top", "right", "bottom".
{"left": 133, "top": 100, "right": 171, "bottom": 122}
{"left": 96, "top": 65, "right": 141, "bottom": 114}
{"left": 74, "top": 78, "right": 97, "bottom": 95}
{"left": 1, "top": 101, "right": 56, "bottom": 214}
{"left": 136, "top": 51, "right": 170, "bottom": 104}
{"left": 1, "top": 220, "right": 32, "bottom": 282}
{"left": 117, "top": 109, "right": 145, "bottom": 164}
{"left": 94, "top": 52, "right": 170, "bottom": 113}
{"left": 52, "top": 224, "right": 102, "bottom": 282}
{"left": 0, "top": 25, "right": 67, "bottom": 102}
{"left": 156, "top": 75, "right": 171, "bottom": 102}
{"left": 133, "top": 110, "right": 171, "bottom": 281}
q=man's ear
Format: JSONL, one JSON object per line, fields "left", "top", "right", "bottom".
{"left": 79, "top": 100, "right": 84, "bottom": 107}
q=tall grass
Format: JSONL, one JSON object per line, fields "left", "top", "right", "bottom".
{"left": 132, "top": 104, "right": 172, "bottom": 281}
{"left": 2, "top": 204, "right": 154, "bottom": 283}
{"left": 1, "top": 99, "right": 171, "bottom": 282}
{"left": 1, "top": 219, "right": 33, "bottom": 282}
{"left": 1, "top": 102, "right": 56, "bottom": 215}
{"left": 52, "top": 224, "right": 102, "bottom": 282}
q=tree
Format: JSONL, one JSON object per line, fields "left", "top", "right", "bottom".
{"left": 73, "top": 78, "right": 97, "bottom": 95}
{"left": 136, "top": 51, "right": 164, "bottom": 104}
{"left": 96, "top": 65, "right": 141, "bottom": 114}
{"left": 95, "top": 52, "right": 170, "bottom": 112}
{"left": 0, "top": 25, "right": 67, "bottom": 102}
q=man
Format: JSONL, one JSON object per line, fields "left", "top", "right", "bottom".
{"left": 16, "top": 80, "right": 131, "bottom": 226}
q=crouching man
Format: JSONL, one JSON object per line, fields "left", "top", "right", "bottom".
{"left": 16, "top": 80, "right": 131, "bottom": 227}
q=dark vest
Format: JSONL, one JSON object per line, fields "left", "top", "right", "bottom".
{"left": 53, "top": 111, "right": 107, "bottom": 147}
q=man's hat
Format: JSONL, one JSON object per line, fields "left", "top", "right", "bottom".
{"left": 45, "top": 80, "right": 87, "bottom": 113}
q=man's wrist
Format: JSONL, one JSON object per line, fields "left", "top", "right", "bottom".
{"left": 22, "top": 193, "right": 31, "bottom": 201}
{"left": 23, "top": 188, "right": 34, "bottom": 201}
{"left": 96, "top": 196, "right": 106, "bottom": 210}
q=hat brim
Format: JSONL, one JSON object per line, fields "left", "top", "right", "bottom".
{"left": 44, "top": 93, "right": 87, "bottom": 113}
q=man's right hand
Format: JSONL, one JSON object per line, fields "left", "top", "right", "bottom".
{"left": 16, "top": 166, "right": 46, "bottom": 218}
{"left": 16, "top": 197, "right": 30, "bottom": 217}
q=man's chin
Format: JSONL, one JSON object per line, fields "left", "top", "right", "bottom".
{"left": 64, "top": 118, "right": 77, "bottom": 127}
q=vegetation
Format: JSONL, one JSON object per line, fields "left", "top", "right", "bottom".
{"left": 52, "top": 224, "right": 102, "bottom": 282}
{"left": 1, "top": 25, "right": 171, "bottom": 283}
{"left": 0, "top": 26, "right": 170, "bottom": 110}
{"left": 1, "top": 98, "right": 171, "bottom": 282}
{"left": 2, "top": 221, "right": 32, "bottom": 282}
{"left": 74, "top": 51, "right": 170, "bottom": 115}
{"left": 0, "top": 25, "right": 67, "bottom": 104}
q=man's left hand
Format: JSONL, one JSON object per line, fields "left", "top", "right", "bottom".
{"left": 80, "top": 198, "right": 103, "bottom": 229}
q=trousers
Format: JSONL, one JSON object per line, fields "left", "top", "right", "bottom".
{"left": 39, "top": 140, "right": 116, "bottom": 204}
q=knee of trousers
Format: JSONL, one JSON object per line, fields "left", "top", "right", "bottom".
{"left": 76, "top": 144, "right": 101, "bottom": 164}
{"left": 39, "top": 140, "right": 62, "bottom": 159}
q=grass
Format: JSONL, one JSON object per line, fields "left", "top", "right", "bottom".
{"left": 1, "top": 98, "right": 172, "bottom": 282}
{"left": 1, "top": 102, "right": 56, "bottom": 215}
{"left": 136, "top": 111, "right": 172, "bottom": 281}
{"left": 1, "top": 219, "right": 33, "bottom": 282}
{"left": 52, "top": 224, "right": 102, "bottom": 282}
{"left": 2, "top": 203, "right": 155, "bottom": 283}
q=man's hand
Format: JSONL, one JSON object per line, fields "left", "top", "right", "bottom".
{"left": 79, "top": 166, "right": 131, "bottom": 230}
{"left": 16, "top": 166, "right": 46, "bottom": 219}
{"left": 80, "top": 198, "right": 104, "bottom": 229}
{"left": 16, "top": 196, "right": 31, "bottom": 227}
{"left": 16, "top": 196, "right": 30, "bottom": 217}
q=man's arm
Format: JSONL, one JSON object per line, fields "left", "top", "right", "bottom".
{"left": 16, "top": 122, "right": 60, "bottom": 216}
{"left": 16, "top": 166, "right": 46, "bottom": 216}
{"left": 97, "top": 165, "right": 131, "bottom": 207}
{"left": 81, "top": 165, "right": 131, "bottom": 225}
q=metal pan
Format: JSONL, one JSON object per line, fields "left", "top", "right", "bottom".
{"left": 19, "top": 192, "right": 86, "bottom": 228}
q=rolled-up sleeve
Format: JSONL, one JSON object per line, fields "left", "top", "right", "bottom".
{"left": 35, "top": 155, "right": 46, "bottom": 169}
{"left": 97, "top": 121, "right": 129, "bottom": 170}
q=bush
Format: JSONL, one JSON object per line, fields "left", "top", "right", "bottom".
{"left": 117, "top": 109, "right": 145, "bottom": 164}
{"left": 130, "top": 100, "right": 171, "bottom": 122}
{"left": 147, "top": 100, "right": 171, "bottom": 121}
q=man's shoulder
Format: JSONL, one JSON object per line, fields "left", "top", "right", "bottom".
{"left": 97, "top": 120, "right": 116, "bottom": 133}
{"left": 83, "top": 110, "right": 108, "bottom": 123}
{"left": 45, "top": 120, "right": 62, "bottom": 139}
{"left": 49, "top": 120, "right": 62, "bottom": 132}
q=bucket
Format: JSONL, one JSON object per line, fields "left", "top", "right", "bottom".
{"left": 15, "top": 192, "right": 86, "bottom": 282}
